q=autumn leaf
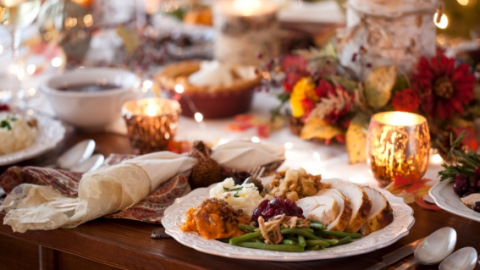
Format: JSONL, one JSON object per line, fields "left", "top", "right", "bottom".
{"left": 364, "top": 66, "right": 397, "bottom": 109}
{"left": 385, "top": 175, "right": 441, "bottom": 210}
{"left": 300, "top": 116, "right": 343, "bottom": 140}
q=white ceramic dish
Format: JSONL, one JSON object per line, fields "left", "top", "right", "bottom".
{"left": 40, "top": 68, "right": 139, "bottom": 131}
{"left": 162, "top": 179, "right": 415, "bottom": 261}
{"left": 0, "top": 115, "right": 65, "bottom": 165}
{"left": 429, "top": 180, "right": 480, "bottom": 222}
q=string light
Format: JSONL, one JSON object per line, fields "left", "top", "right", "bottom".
{"left": 194, "top": 112, "right": 203, "bottom": 123}
{"left": 284, "top": 141, "right": 293, "bottom": 150}
{"left": 142, "top": 79, "right": 153, "bottom": 94}
{"left": 26, "top": 64, "right": 36, "bottom": 75}
{"left": 457, "top": 0, "right": 469, "bottom": 5}
{"left": 430, "top": 152, "right": 444, "bottom": 165}
{"left": 174, "top": 84, "right": 184, "bottom": 94}
{"left": 83, "top": 14, "right": 94, "bottom": 27}
{"left": 251, "top": 136, "right": 261, "bottom": 143}
{"left": 433, "top": 12, "right": 448, "bottom": 29}
{"left": 51, "top": 57, "right": 63, "bottom": 68}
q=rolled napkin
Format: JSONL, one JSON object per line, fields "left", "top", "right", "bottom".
{"left": 211, "top": 140, "right": 285, "bottom": 172}
{"left": 0, "top": 152, "right": 196, "bottom": 232}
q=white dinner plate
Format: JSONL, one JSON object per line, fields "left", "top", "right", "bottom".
{"left": 162, "top": 180, "right": 415, "bottom": 261}
{"left": 0, "top": 115, "right": 65, "bottom": 166}
{"left": 429, "top": 180, "right": 480, "bottom": 222}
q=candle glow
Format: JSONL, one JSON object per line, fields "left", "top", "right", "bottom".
{"left": 366, "top": 111, "right": 431, "bottom": 187}
{"left": 123, "top": 98, "right": 181, "bottom": 154}
{"left": 232, "top": 0, "right": 262, "bottom": 16}
{"left": 145, "top": 101, "right": 158, "bottom": 117}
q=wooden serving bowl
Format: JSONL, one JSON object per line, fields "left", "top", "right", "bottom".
{"left": 155, "top": 61, "right": 261, "bottom": 119}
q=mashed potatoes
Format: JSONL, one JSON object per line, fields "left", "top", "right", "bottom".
{"left": 0, "top": 113, "right": 37, "bottom": 155}
{"left": 209, "top": 178, "right": 263, "bottom": 216}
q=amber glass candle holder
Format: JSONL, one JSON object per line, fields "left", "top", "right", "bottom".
{"left": 366, "top": 111, "right": 430, "bottom": 187}
{"left": 123, "top": 98, "right": 181, "bottom": 155}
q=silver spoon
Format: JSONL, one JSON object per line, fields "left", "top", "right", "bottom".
{"left": 396, "top": 227, "right": 457, "bottom": 269}
{"left": 70, "top": 153, "right": 104, "bottom": 173}
{"left": 439, "top": 246, "right": 478, "bottom": 270}
{"left": 56, "top": 139, "right": 96, "bottom": 170}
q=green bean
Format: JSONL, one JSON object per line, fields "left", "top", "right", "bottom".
{"left": 282, "top": 239, "right": 296, "bottom": 245}
{"left": 298, "top": 235, "right": 306, "bottom": 247}
{"left": 336, "top": 236, "right": 353, "bottom": 245}
{"left": 308, "top": 244, "right": 326, "bottom": 250}
{"left": 309, "top": 222, "right": 327, "bottom": 231}
{"left": 229, "top": 231, "right": 262, "bottom": 245}
{"left": 281, "top": 228, "right": 319, "bottom": 239}
{"left": 320, "top": 230, "right": 362, "bottom": 239}
{"left": 236, "top": 242, "right": 304, "bottom": 252}
{"left": 325, "top": 239, "right": 338, "bottom": 245}
{"left": 306, "top": 239, "right": 330, "bottom": 248}
{"left": 238, "top": 224, "right": 256, "bottom": 232}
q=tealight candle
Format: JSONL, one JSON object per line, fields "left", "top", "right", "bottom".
{"left": 123, "top": 98, "right": 181, "bottom": 154}
{"left": 213, "top": 0, "right": 280, "bottom": 66}
{"left": 71, "top": 0, "right": 93, "bottom": 8}
{"left": 366, "top": 111, "right": 430, "bottom": 187}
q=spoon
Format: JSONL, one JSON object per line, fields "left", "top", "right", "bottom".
{"left": 70, "top": 153, "right": 105, "bottom": 173}
{"left": 439, "top": 246, "right": 478, "bottom": 270}
{"left": 56, "top": 139, "right": 96, "bottom": 170}
{"left": 396, "top": 227, "right": 457, "bottom": 269}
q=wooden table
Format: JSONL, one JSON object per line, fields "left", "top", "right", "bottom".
{"left": 1, "top": 129, "right": 479, "bottom": 270}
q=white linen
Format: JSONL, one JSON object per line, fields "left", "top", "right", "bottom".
{"left": 211, "top": 140, "right": 285, "bottom": 171}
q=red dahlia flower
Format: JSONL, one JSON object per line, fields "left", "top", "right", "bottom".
{"left": 413, "top": 54, "right": 475, "bottom": 120}
{"left": 391, "top": 89, "right": 420, "bottom": 112}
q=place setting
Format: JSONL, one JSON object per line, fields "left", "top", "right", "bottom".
{"left": 0, "top": 0, "right": 480, "bottom": 269}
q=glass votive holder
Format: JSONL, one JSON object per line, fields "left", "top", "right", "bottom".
{"left": 366, "top": 111, "right": 431, "bottom": 187}
{"left": 123, "top": 97, "right": 181, "bottom": 155}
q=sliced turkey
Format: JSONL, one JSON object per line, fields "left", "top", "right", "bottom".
{"left": 360, "top": 186, "right": 394, "bottom": 235}
{"left": 297, "top": 190, "right": 339, "bottom": 226}
{"left": 324, "top": 180, "right": 372, "bottom": 233}
{"left": 298, "top": 188, "right": 352, "bottom": 232}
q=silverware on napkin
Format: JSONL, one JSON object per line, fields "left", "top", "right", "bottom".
{"left": 364, "top": 237, "right": 426, "bottom": 270}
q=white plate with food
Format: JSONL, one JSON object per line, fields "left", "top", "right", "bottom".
{"left": 0, "top": 114, "right": 65, "bottom": 166}
{"left": 429, "top": 180, "right": 480, "bottom": 222}
{"left": 162, "top": 179, "right": 414, "bottom": 261}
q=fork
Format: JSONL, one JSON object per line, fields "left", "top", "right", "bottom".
{"left": 249, "top": 166, "right": 265, "bottom": 179}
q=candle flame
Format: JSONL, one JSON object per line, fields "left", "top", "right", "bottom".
{"left": 145, "top": 102, "right": 157, "bottom": 117}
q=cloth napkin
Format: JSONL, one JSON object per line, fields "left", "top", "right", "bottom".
{"left": 211, "top": 140, "right": 285, "bottom": 172}
{"left": 0, "top": 152, "right": 196, "bottom": 232}
{"left": 0, "top": 140, "right": 284, "bottom": 232}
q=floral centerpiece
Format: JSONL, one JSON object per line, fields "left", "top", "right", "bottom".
{"left": 259, "top": 44, "right": 479, "bottom": 164}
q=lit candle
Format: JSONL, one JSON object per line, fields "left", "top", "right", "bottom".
{"left": 71, "top": 0, "right": 92, "bottom": 8}
{"left": 366, "top": 111, "right": 431, "bottom": 187}
{"left": 213, "top": 0, "right": 279, "bottom": 66}
{"left": 123, "top": 98, "right": 181, "bottom": 154}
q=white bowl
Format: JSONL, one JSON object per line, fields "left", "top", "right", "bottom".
{"left": 41, "top": 68, "right": 139, "bottom": 131}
